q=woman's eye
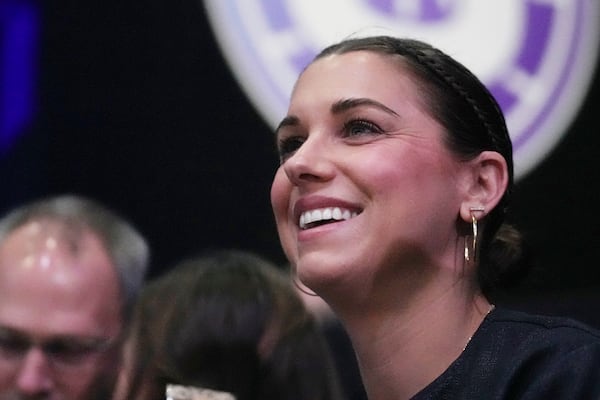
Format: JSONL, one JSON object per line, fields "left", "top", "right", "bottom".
{"left": 277, "top": 136, "right": 305, "bottom": 162}
{"left": 342, "top": 119, "right": 382, "bottom": 137}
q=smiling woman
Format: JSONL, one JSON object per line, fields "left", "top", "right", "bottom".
{"left": 270, "top": 36, "right": 600, "bottom": 400}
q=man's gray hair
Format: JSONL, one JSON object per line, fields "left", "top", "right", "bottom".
{"left": 0, "top": 194, "right": 149, "bottom": 321}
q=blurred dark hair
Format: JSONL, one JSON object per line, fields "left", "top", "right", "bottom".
{"left": 122, "top": 249, "right": 343, "bottom": 400}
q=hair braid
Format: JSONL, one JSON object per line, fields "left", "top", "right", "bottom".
{"left": 406, "top": 45, "right": 504, "bottom": 155}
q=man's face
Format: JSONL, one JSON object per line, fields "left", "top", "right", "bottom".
{"left": 0, "top": 221, "right": 123, "bottom": 400}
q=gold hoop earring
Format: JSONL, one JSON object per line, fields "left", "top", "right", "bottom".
{"left": 464, "top": 206, "right": 485, "bottom": 265}
{"left": 289, "top": 263, "right": 319, "bottom": 297}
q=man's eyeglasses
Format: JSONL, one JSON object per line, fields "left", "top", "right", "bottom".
{"left": 0, "top": 326, "right": 118, "bottom": 371}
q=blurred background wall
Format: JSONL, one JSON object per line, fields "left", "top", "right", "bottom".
{"left": 1, "top": 0, "right": 599, "bottom": 324}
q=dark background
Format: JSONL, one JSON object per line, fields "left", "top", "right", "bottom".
{"left": 1, "top": 1, "right": 600, "bottom": 323}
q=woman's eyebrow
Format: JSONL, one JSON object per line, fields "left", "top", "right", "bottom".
{"left": 275, "top": 115, "right": 299, "bottom": 136}
{"left": 331, "top": 98, "right": 399, "bottom": 117}
{"left": 275, "top": 98, "right": 398, "bottom": 137}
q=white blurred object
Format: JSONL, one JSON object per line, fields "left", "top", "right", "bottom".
{"left": 166, "top": 384, "right": 236, "bottom": 400}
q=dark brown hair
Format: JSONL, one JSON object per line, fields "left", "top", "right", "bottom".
{"left": 122, "top": 249, "right": 343, "bottom": 400}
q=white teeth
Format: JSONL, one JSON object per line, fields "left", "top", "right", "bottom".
{"left": 299, "top": 207, "right": 358, "bottom": 229}
{"left": 332, "top": 207, "right": 342, "bottom": 219}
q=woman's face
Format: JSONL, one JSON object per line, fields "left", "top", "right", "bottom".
{"left": 271, "top": 51, "right": 472, "bottom": 294}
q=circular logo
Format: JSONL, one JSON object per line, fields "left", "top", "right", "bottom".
{"left": 204, "top": 0, "right": 599, "bottom": 179}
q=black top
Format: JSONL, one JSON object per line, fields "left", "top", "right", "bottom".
{"left": 412, "top": 307, "right": 600, "bottom": 399}
{"left": 323, "top": 319, "right": 368, "bottom": 400}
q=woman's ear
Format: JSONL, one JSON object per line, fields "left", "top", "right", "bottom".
{"left": 459, "top": 151, "right": 509, "bottom": 222}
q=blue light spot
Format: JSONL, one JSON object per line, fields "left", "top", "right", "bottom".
{"left": 0, "top": 1, "right": 38, "bottom": 154}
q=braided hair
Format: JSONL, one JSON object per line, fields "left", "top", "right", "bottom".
{"left": 314, "top": 36, "right": 526, "bottom": 294}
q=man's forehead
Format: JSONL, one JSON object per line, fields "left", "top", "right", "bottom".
{"left": 0, "top": 220, "right": 118, "bottom": 304}
{"left": 0, "top": 219, "right": 103, "bottom": 266}
{"left": 9, "top": 218, "right": 87, "bottom": 247}
{"left": 0, "top": 251, "right": 122, "bottom": 339}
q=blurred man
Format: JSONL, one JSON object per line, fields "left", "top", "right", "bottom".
{"left": 0, "top": 195, "right": 149, "bottom": 400}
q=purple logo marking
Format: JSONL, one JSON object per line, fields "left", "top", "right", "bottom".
{"left": 204, "top": 0, "right": 599, "bottom": 179}
{"left": 367, "top": 0, "right": 457, "bottom": 21}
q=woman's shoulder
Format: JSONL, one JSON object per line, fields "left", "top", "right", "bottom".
{"left": 413, "top": 307, "right": 600, "bottom": 399}
{"left": 469, "top": 307, "right": 600, "bottom": 398}
{"left": 484, "top": 306, "right": 600, "bottom": 348}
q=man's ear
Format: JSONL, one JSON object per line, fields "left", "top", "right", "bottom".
{"left": 459, "top": 151, "right": 509, "bottom": 222}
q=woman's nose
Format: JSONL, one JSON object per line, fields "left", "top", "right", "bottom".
{"left": 282, "top": 135, "right": 334, "bottom": 185}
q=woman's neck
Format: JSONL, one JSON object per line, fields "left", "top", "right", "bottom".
{"left": 338, "top": 285, "right": 491, "bottom": 400}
